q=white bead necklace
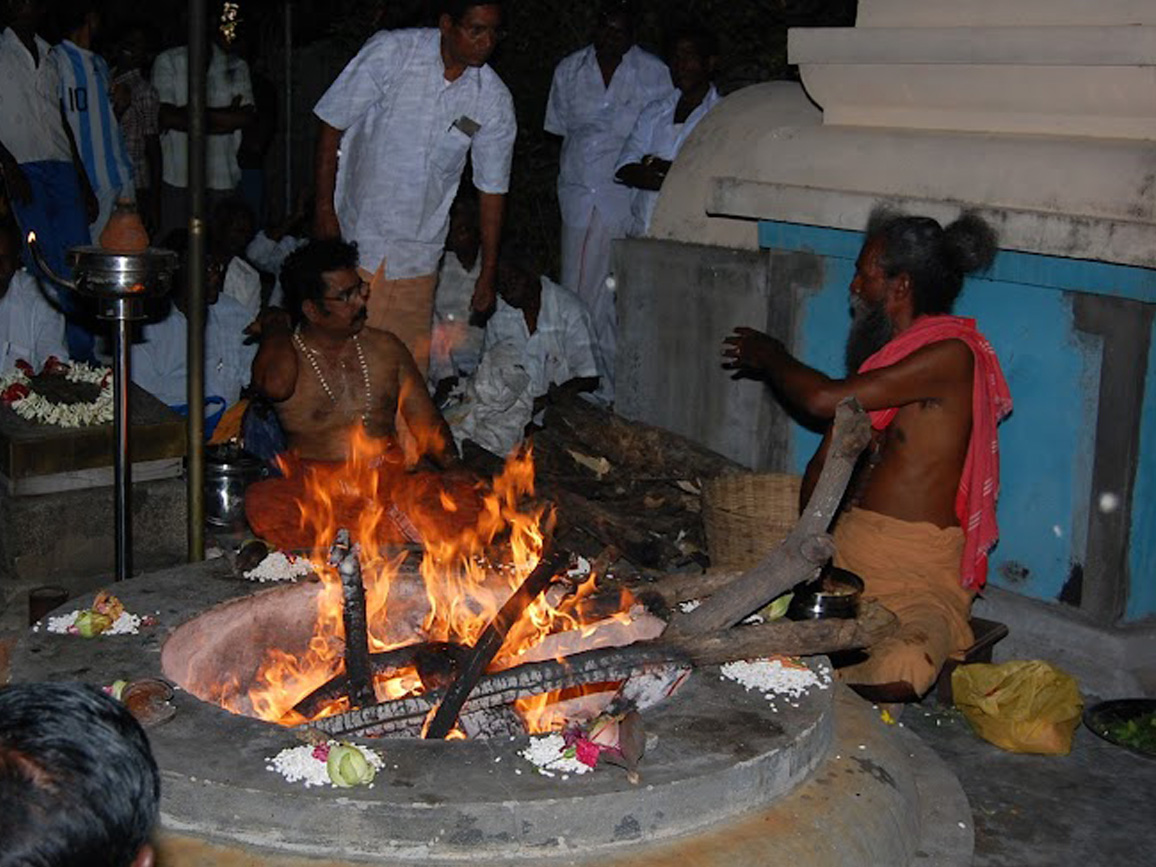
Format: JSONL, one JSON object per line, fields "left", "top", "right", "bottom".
{"left": 293, "top": 327, "right": 373, "bottom": 425}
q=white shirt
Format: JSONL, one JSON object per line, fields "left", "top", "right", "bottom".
{"left": 0, "top": 269, "right": 68, "bottom": 372}
{"left": 482, "top": 277, "right": 599, "bottom": 399}
{"left": 52, "top": 40, "right": 134, "bottom": 198}
{"left": 314, "top": 29, "right": 516, "bottom": 279}
{"left": 616, "top": 84, "right": 721, "bottom": 236}
{"left": 545, "top": 45, "right": 673, "bottom": 231}
{"left": 220, "top": 255, "right": 262, "bottom": 320}
{"left": 152, "top": 43, "right": 253, "bottom": 190}
{"left": 0, "top": 28, "right": 71, "bottom": 163}
{"left": 429, "top": 252, "right": 484, "bottom": 383}
{"left": 132, "top": 293, "right": 256, "bottom": 408}
{"left": 245, "top": 230, "right": 305, "bottom": 309}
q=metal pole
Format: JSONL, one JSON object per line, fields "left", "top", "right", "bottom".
{"left": 187, "top": 0, "right": 208, "bottom": 561}
{"left": 284, "top": 1, "right": 293, "bottom": 214}
{"left": 113, "top": 308, "right": 132, "bottom": 581}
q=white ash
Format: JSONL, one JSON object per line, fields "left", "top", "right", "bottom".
{"left": 266, "top": 742, "right": 383, "bottom": 788}
{"left": 44, "top": 610, "right": 143, "bottom": 635}
{"left": 719, "top": 658, "right": 831, "bottom": 701}
{"left": 678, "top": 598, "right": 702, "bottom": 613}
{"left": 244, "top": 551, "right": 313, "bottom": 583}
{"left": 519, "top": 733, "right": 593, "bottom": 778}
{"left": 566, "top": 556, "right": 591, "bottom": 577}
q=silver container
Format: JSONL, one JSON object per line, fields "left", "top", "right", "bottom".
{"left": 204, "top": 446, "right": 266, "bottom": 530}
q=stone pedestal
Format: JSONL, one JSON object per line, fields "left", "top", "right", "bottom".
{"left": 0, "top": 384, "right": 187, "bottom": 586}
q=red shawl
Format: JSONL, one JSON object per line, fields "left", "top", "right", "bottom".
{"left": 858, "top": 315, "right": 1012, "bottom": 590}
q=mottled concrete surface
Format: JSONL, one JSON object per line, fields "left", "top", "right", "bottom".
{"left": 904, "top": 700, "right": 1156, "bottom": 867}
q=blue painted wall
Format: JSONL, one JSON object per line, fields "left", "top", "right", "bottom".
{"left": 758, "top": 221, "right": 1156, "bottom": 621}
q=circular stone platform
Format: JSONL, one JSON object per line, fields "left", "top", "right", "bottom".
{"left": 11, "top": 559, "right": 973, "bottom": 866}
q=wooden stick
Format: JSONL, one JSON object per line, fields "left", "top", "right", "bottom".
{"left": 664, "top": 399, "right": 871, "bottom": 637}
{"left": 329, "top": 529, "right": 376, "bottom": 710}
{"left": 303, "top": 602, "right": 895, "bottom": 739}
{"left": 424, "top": 543, "right": 568, "bottom": 739}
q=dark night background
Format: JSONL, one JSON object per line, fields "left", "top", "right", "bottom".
{"left": 24, "top": 0, "right": 856, "bottom": 268}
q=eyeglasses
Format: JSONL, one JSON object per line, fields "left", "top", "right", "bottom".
{"left": 322, "top": 278, "right": 369, "bottom": 305}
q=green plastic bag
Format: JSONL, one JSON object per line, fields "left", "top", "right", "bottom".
{"left": 952, "top": 660, "right": 1084, "bottom": 755}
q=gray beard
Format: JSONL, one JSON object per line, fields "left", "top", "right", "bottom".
{"left": 845, "top": 300, "right": 894, "bottom": 375}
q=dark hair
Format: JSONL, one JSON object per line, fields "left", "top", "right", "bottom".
{"left": 280, "top": 238, "right": 359, "bottom": 323}
{"left": 0, "top": 682, "right": 160, "bottom": 867}
{"left": 666, "top": 23, "right": 718, "bottom": 62}
{"left": 598, "top": 0, "right": 636, "bottom": 26}
{"left": 56, "top": 0, "right": 95, "bottom": 34}
{"left": 865, "top": 208, "right": 998, "bottom": 315}
{"left": 440, "top": 0, "right": 501, "bottom": 23}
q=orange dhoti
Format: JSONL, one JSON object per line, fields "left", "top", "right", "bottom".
{"left": 832, "top": 508, "right": 975, "bottom": 696}
{"left": 244, "top": 455, "right": 483, "bottom": 553}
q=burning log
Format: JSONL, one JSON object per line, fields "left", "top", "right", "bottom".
{"left": 664, "top": 398, "right": 871, "bottom": 638}
{"left": 301, "top": 602, "right": 895, "bottom": 740}
{"left": 292, "top": 642, "right": 469, "bottom": 719}
{"left": 424, "top": 544, "right": 568, "bottom": 739}
{"left": 329, "top": 530, "right": 375, "bottom": 709}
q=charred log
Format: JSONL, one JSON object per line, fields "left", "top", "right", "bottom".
{"left": 664, "top": 399, "right": 871, "bottom": 637}
{"left": 424, "top": 544, "right": 567, "bottom": 739}
{"left": 329, "top": 530, "right": 375, "bottom": 709}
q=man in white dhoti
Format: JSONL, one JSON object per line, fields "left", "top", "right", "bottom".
{"left": 544, "top": 1, "right": 673, "bottom": 401}
{"left": 615, "top": 26, "right": 721, "bottom": 237}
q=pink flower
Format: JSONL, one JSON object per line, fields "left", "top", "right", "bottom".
{"left": 574, "top": 738, "right": 601, "bottom": 768}
{"left": 311, "top": 743, "right": 331, "bottom": 762}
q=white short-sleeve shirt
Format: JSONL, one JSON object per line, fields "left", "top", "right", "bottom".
{"left": 152, "top": 43, "right": 253, "bottom": 190}
{"left": 544, "top": 45, "right": 673, "bottom": 231}
{"left": 132, "top": 294, "right": 256, "bottom": 408}
{"left": 0, "top": 269, "right": 68, "bottom": 372}
{"left": 0, "top": 28, "right": 71, "bottom": 163}
{"left": 314, "top": 29, "right": 516, "bottom": 279}
{"left": 616, "top": 84, "right": 720, "bottom": 236}
{"left": 482, "top": 277, "right": 599, "bottom": 399}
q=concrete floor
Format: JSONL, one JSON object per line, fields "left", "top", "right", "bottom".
{"left": 2, "top": 577, "right": 1154, "bottom": 866}
{"left": 903, "top": 700, "right": 1156, "bottom": 867}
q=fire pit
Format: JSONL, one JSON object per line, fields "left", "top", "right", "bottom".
{"left": 11, "top": 406, "right": 974, "bottom": 863}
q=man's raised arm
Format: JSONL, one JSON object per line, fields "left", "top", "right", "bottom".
{"left": 722, "top": 326, "right": 971, "bottom": 421}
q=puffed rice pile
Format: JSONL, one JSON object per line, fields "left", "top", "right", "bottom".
{"left": 244, "top": 551, "right": 313, "bottom": 583}
{"left": 720, "top": 658, "right": 831, "bottom": 702}
{"left": 519, "top": 733, "right": 594, "bottom": 778}
{"left": 43, "top": 610, "right": 142, "bottom": 635}
{"left": 266, "top": 742, "right": 383, "bottom": 788}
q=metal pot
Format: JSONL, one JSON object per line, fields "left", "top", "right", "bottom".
{"left": 204, "top": 445, "right": 266, "bottom": 530}
{"left": 787, "top": 566, "right": 864, "bottom": 620}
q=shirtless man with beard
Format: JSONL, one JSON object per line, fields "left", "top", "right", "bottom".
{"left": 722, "top": 209, "right": 1012, "bottom": 706}
{"left": 245, "top": 238, "right": 472, "bottom": 550}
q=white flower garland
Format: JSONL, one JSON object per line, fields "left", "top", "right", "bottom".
{"left": 0, "top": 362, "right": 114, "bottom": 427}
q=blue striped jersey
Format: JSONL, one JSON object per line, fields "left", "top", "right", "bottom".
{"left": 52, "top": 39, "right": 134, "bottom": 196}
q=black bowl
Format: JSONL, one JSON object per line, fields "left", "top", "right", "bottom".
{"left": 1083, "top": 699, "right": 1156, "bottom": 759}
{"left": 787, "top": 567, "right": 864, "bottom": 620}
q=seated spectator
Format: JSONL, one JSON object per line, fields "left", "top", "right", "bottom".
{"left": 210, "top": 196, "right": 263, "bottom": 319}
{"left": 132, "top": 240, "right": 255, "bottom": 415}
{"left": 444, "top": 245, "right": 599, "bottom": 456}
{"left": 245, "top": 191, "right": 309, "bottom": 309}
{"left": 0, "top": 219, "right": 67, "bottom": 372}
{"left": 615, "top": 25, "right": 721, "bottom": 237}
{"left": 430, "top": 189, "right": 485, "bottom": 395}
{"left": 0, "top": 681, "right": 160, "bottom": 867}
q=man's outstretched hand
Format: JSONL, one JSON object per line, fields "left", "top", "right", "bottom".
{"left": 722, "top": 326, "right": 784, "bottom": 379}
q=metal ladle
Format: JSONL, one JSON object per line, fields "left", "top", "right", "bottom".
{"left": 27, "top": 234, "right": 177, "bottom": 582}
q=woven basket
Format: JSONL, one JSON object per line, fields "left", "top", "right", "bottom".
{"left": 702, "top": 473, "right": 802, "bottom": 571}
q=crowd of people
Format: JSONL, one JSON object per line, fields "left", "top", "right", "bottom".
{"left": 0, "top": 0, "right": 1014, "bottom": 715}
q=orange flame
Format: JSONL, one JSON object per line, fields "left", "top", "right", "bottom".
{"left": 212, "top": 426, "right": 632, "bottom": 734}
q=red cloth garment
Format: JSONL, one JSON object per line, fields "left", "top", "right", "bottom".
{"left": 857, "top": 315, "right": 1012, "bottom": 591}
